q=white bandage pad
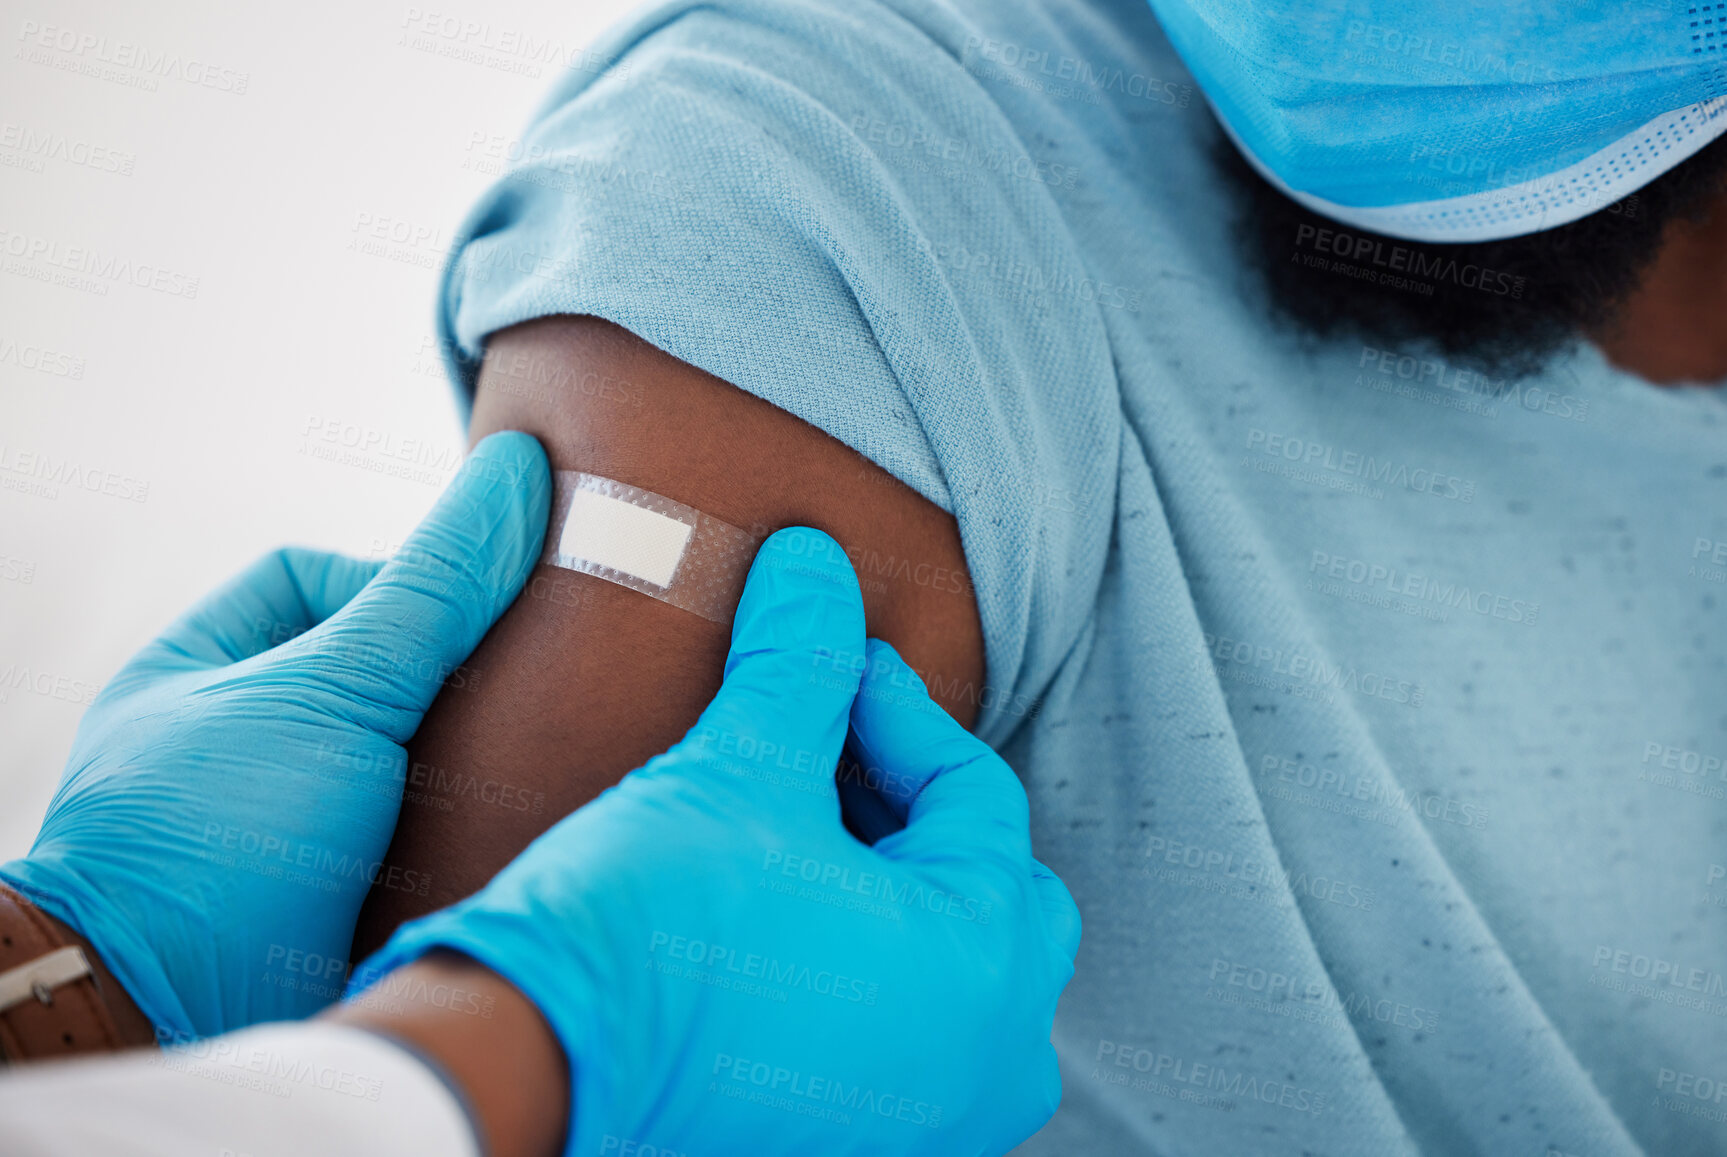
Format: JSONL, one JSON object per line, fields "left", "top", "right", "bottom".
{"left": 557, "top": 486, "right": 693, "bottom": 588}
{"left": 542, "top": 472, "right": 760, "bottom": 623}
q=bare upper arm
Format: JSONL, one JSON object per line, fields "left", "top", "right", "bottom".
{"left": 352, "top": 314, "right": 983, "bottom": 956}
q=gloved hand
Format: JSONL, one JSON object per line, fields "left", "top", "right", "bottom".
{"left": 1, "top": 431, "right": 551, "bottom": 1042}
{"left": 353, "top": 526, "right": 1081, "bottom": 1157}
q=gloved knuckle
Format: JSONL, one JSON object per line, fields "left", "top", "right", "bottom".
{"left": 1039, "top": 1053, "right": 1064, "bottom": 1117}
{"left": 415, "top": 554, "right": 487, "bottom": 606}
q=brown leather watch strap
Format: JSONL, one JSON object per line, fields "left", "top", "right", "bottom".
{"left": 0, "top": 882, "right": 129, "bottom": 1064}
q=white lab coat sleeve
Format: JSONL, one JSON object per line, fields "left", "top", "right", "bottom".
{"left": 0, "top": 1021, "right": 482, "bottom": 1157}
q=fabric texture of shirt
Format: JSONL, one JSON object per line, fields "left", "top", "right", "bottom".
{"left": 433, "top": 0, "right": 1727, "bottom": 1151}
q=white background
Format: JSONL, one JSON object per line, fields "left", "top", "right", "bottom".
{"left": 0, "top": 0, "right": 638, "bottom": 857}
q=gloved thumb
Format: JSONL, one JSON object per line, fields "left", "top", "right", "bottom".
{"left": 274, "top": 430, "right": 551, "bottom": 742}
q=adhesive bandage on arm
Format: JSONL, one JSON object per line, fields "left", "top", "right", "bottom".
{"left": 541, "top": 471, "right": 761, "bottom": 624}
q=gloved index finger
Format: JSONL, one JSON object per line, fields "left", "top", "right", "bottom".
{"left": 129, "top": 548, "right": 383, "bottom": 674}
{"left": 1031, "top": 856, "right": 1082, "bottom": 965}
{"left": 669, "top": 527, "right": 867, "bottom": 809}
{"left": 851, "top": 639, "right": 1033, "bottom": 873}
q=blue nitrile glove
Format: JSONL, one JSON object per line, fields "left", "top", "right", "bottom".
{"left": 0, "top": 431, "right": 551, "bottom": 1042}
{"left": 352, "top": 526, "right": 1081, "bottom": 1157}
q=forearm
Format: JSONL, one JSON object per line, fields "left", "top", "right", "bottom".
{"left": 327, "top": 952, "right": 568, "bottom": 1157}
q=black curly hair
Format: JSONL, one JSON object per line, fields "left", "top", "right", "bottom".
{"left": 1214, "top": 129, "right": 1727, "bottom": 378}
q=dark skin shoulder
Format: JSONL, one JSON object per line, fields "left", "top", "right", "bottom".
{"left": 352, "top": 314, "right": 984, "bottom": 957}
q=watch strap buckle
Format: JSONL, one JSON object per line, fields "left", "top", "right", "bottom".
{"left": 0, "top": 946, "right": 94, "bottom": 1015}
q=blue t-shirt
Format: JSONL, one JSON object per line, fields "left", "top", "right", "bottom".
{"left": 435, "top": 1, "right": 1727, "bottom": 1151}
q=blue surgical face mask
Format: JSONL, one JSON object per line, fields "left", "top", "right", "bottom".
{"left": 1146, "top": 0, "right": 1727, "bottom": 241}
